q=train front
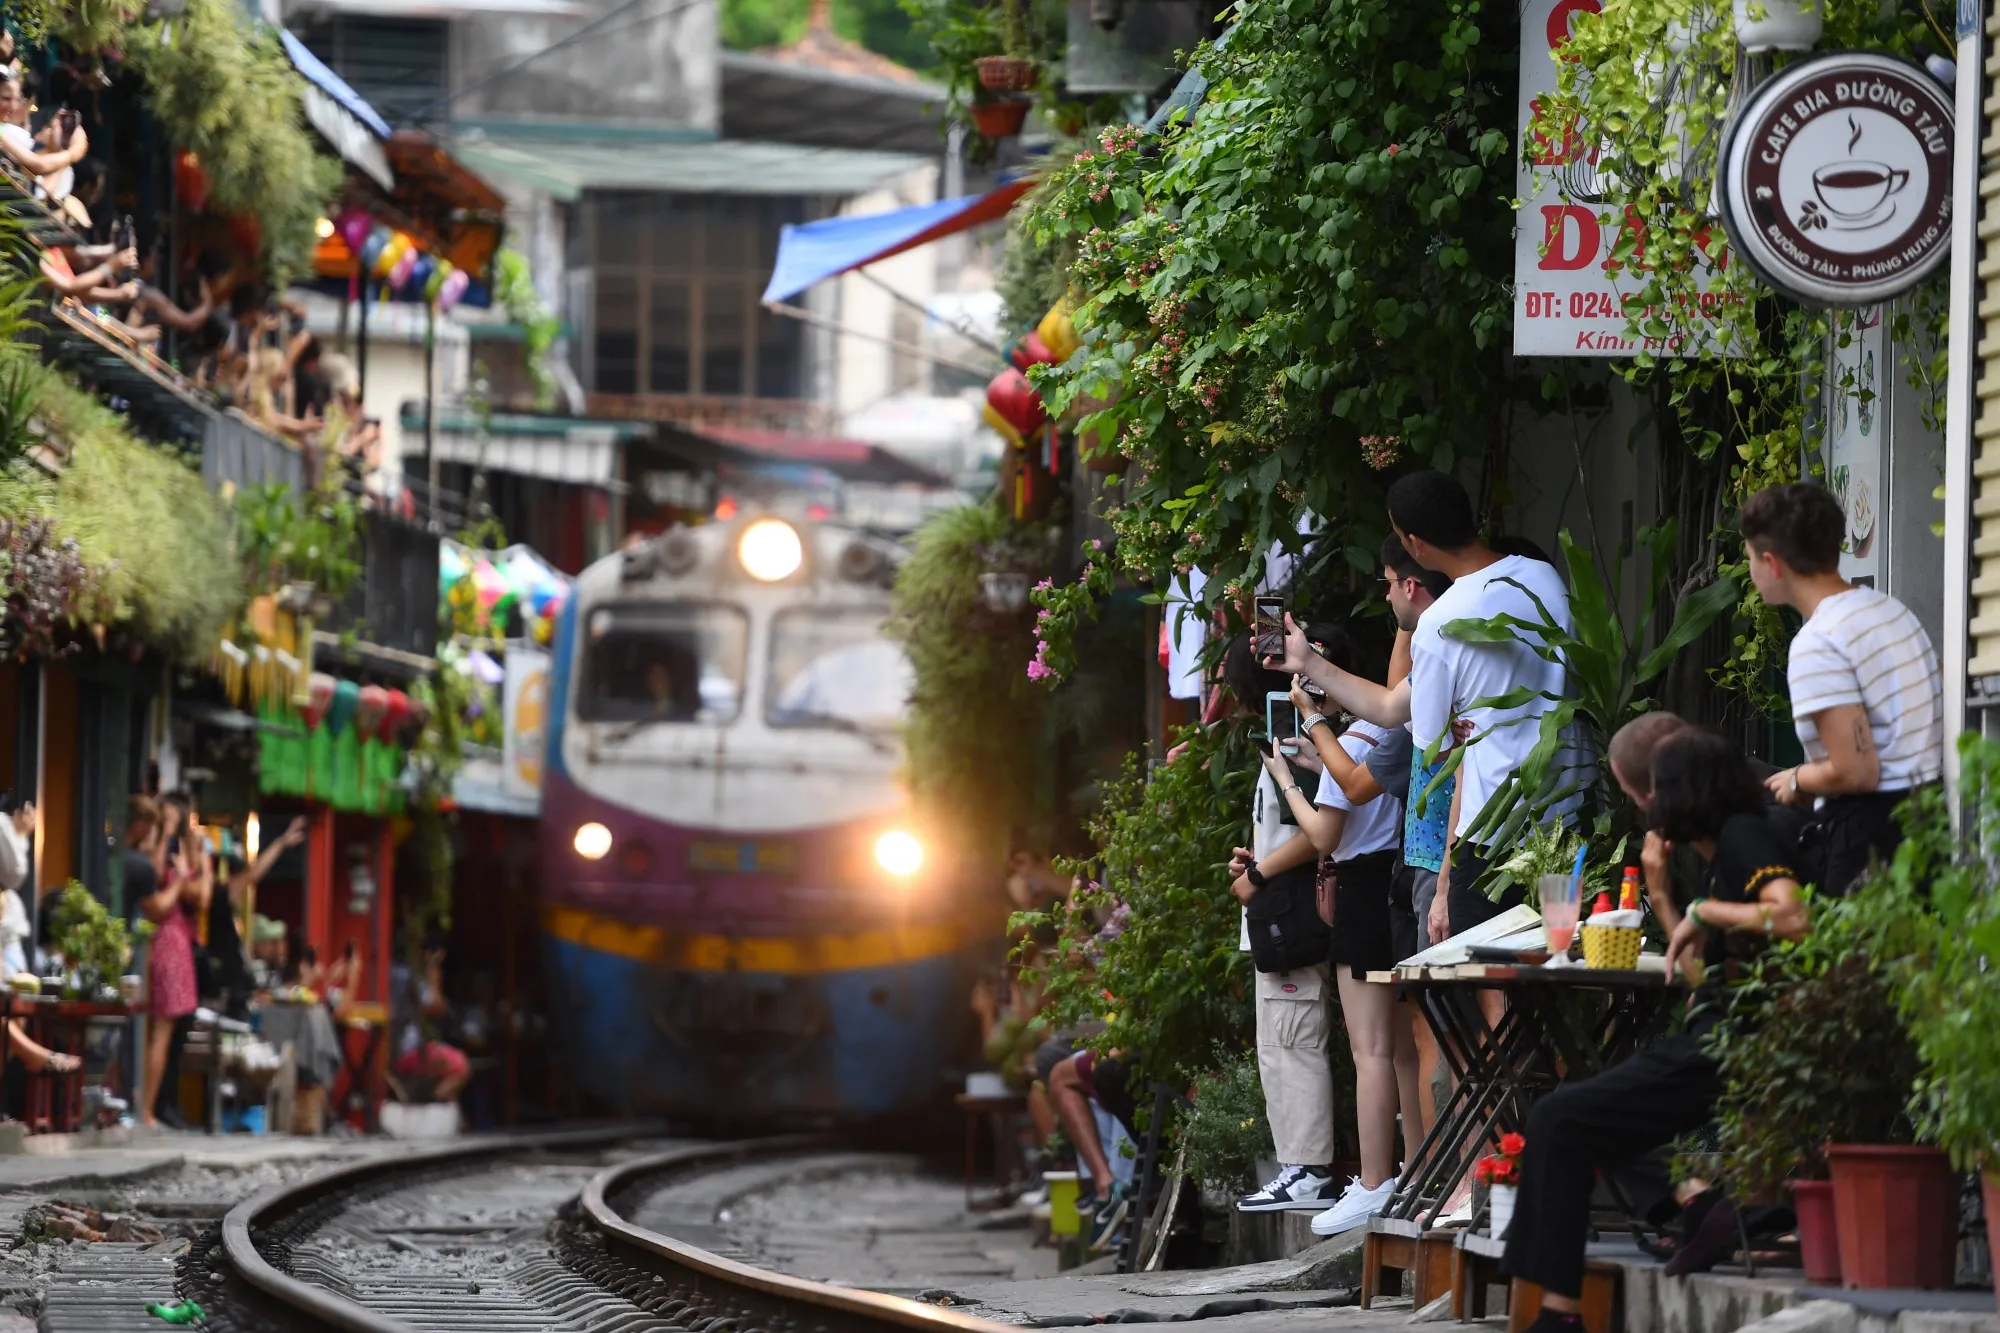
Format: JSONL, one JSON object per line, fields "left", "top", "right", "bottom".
{"left": 538, "top": 516, "right": 973, "bottom": 1121}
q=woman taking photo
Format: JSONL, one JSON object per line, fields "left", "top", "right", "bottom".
{"left": 136, "top": 795, "right": 207, "bottom": 1130}
{"left": 1264, "top": 631, "right": 1412, "bottom": 1236}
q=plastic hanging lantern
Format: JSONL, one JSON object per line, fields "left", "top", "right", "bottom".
{"left": 437, "top": 268, "right": 470, "bottom": 312}
{"left": 380, "top": 688, "right": 412, "bottom": 741}
{"left": 404, "top": 254, "right": 436, "bottom": 298}
{"left": 359, "top": 228, "right": 391, "bottom": 276}
{"left": 336, "top": 207, "right": 373, "bottom": 256}
{"left": 303, "top": 672, "right": 337, "bottom": 729}
{"left": 425, "top": 260, "right": 453, "bottom": 303}
{"left": 388, "top": 246, "right": 419, "bottom": 291}
{"left": 1010, "top": 332, "right": 1059, "bottom": 371}
{"left": 373, "top": 232, "right": 410, "bottom": 279}
{"left": 326, "top": 678, "right": 362, "bottom": 734}
{"left": 355, "top": 684, "right": 390, "bottom": 738}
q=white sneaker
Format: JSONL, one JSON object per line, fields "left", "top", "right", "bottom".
{"left": 1310, "top": 1174, "right": 1399, "bottom": 1235}
{"left": 1236, "top": 1165, "right": 1337, "bottom": 1213}
{"left": 1438, "top": 1186, "right": 1474, "bottom": 1226}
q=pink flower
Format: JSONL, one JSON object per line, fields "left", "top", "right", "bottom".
{"left": 1027, "top": 658, "right": 1054, "bottom": 681}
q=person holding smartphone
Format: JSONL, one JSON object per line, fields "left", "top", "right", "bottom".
{"left": 1221, "top": 633, "right": 1341, "bottom": 1215}
{"left": 1263, "top": 627, "right": 1409, "bottom": 1236}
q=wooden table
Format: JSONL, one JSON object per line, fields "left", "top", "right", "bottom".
{"left": 954, "top": 1091, "right": 1028, "bottom": 1210}
{"left": 0, "top": 992, "right": 137, "bottom": 1133}
{"left": 1357, "top": 962, "right": 1679, "bottom": 1311}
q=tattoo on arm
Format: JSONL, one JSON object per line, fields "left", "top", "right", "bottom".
{"left": 1853, "top": 717, "right": 1874, "bottom": 755}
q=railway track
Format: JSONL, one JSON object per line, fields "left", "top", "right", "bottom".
{"left": 163, "top": 1129, "right": 1008, "bottom": 1333}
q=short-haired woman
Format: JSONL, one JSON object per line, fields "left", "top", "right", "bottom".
{"left": 1503, "top": 730, "right": 1808, "bottom": 1333}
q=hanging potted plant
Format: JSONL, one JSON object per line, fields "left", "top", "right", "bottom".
{"left": 1732, "top": 0, "right": 1823, "bottom": 53}
{"left": 975, "top": 0, "right": 1038, "bottom": 91}
{"left": 969, "top": 96, "right": 1031, "bottom": 140}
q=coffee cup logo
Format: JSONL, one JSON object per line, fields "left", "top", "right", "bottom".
{"left": 1810, "top": 161, "right": 1908, "bottom": 224}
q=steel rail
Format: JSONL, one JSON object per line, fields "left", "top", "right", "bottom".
{"left": 219, "top": 1124, "right": 649, "bottom": 1333}
{"left": 580, "top": 1143, "right": 1011, "bottom": 1333}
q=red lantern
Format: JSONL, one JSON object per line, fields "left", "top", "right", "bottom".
{"left": 226, "top": 213, "right": 262, "bottom": 258}
{"left": 986, "top": 367, "right": 1046, "bottom": 440}
{"left": 303, "top": 672, "right": 336, "bottom": 730}
{"left": 380, "top": 688, "right": 412, "bottom": 741}
{"left": 1011, "top": 332, "right": 1058, "bottom": 370}
{"left": 174, "top": 151, "right": 211, "bottom": 213}
{"left": 356, "top": 684, "right": 390, "bottom": 738}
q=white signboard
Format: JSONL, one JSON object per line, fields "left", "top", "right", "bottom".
{"left": 1513, "top": 0, "right": 1734, "bottom": 357}
{"left": 501, "top": 647, "right": 551, "bottom": 802}
{"left": 1824, "top": 306, "right": 1886, "bottom": 586}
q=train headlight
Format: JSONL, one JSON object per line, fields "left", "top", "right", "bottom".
{"left": 874, "top": 830, "right": 925, "bottom": 877}
{"left": 738, "top": 518, "right": 803, "bottom": 582}
{"left": 573, "top": 822, "right": 613, "bottom": 861}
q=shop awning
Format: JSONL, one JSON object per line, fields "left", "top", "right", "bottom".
{"left": 280, "top": 30, "right": 395, "bottom": 191}
{"left": 760, "top": 178, "right": 1033, "bottom": 303}
{"left": 402, "top": 411, "right": 646, "bottom": 487}
{"left": 448, "top": 131, "right": 929, "bottom": 203}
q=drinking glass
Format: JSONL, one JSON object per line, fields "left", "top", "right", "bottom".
{"left": 1538, "top": 873, "right": 1581, "bottom": 956}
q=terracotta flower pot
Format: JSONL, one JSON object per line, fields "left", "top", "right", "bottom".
{"left": 969, "top": 99, "right": 1029, "bottom": 139}
{"left": 1984, "top": 1170, "right": 1999, "bottom": 1311}
{"left": 1788, "top": 1179, "right": 1842, "bottom": 1284}
{"left": 1826, "top": 1144, "right": 1956, "bottom": 1289}
{"left": 975, "top": 54, "right": 1037, "bottom": 92}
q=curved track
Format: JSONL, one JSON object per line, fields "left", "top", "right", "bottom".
{"left": 199, "top": 1130, "right": 1006, "bottom": 1333}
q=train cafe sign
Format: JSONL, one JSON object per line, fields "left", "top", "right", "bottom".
{"left": 1514, "top": 0, "right": 1954, "bottom": 358}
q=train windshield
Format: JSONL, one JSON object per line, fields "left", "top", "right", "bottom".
{"left": 578, "top": 602, "right": 748, "bottom": 723}
{"left": 766, "top": 607, "right": 913, "bottom": 731}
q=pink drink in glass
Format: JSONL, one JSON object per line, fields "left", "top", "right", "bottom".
{"left": 1538, "top": 874, "right": 1582, "bottom": 956}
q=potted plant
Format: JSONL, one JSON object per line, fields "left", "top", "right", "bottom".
{"left": 49, "top": 883, "right": 133, "bottom": 1002}
{"left": 1474, "top": 1133, "right": 1524, "bottom": 1240}
{"left": 1709, "top": 882, "right": 1940, "bottom": 1289}
{"left": 974, "top": 0, "right": 1037, "bottom": 91}
{"left": 1880, "top": 739, "right": 2000, "bottom": 1305}
{"left": 969, "top": 97, "right": 1031, "bottom": 140}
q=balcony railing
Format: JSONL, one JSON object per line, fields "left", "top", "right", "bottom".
{"left": 583, "top": 392, "right": 832, "bottom": 435}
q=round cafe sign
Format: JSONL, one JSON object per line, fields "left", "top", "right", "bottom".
{"left": 1719, "top": 52, "right": 1954, "bottom": 307}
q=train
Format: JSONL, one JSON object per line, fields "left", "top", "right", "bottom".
{"left": 536, "top": 514, "right": 985, "bottom": 1120}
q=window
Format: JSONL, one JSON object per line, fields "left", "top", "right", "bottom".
{"left": 587, "top": 194, "right": 808, "bottom": 398}
{"left": 766, "top": 608, "right": 913, "bottom": 731}
{"left": 578, "top": 603, "right": 748, "bottom": 724}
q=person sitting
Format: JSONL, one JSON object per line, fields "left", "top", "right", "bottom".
{"left": 0, "top": 70, "right": 85, "bottom": 199}
{"left": 1503, "top": 730, "right": 1809, "bottom": 1332}
{"left": 1740, "top": 482, "right": 1944, "bottom": 896}
{"left": 389, "top": 936, "right": 469, "bottom": 1106}
{"left": 1046, "top": 1045, "right": 1141, "bottom": 1251}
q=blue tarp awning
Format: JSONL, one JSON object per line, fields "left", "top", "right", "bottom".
{"left": 761, "top": 178, "right": 1033, "bottom": 303}
{"left": 281, "top": 30, "right": 393, "bottom": 138}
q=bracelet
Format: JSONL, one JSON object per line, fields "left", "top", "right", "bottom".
{"left": 1302, "top": 713, "right": 1330, "bottom": 736}
{"left": 1282, "top": 783, "right": 1304, "bottom": 797}
{"left": 1685, "top": 898, "right": 1708, "bottom": 929}
{"left": 1788, "top": 767, "right": 1802, "bottom": 799}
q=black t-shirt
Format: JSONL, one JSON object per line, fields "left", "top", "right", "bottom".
{"left": 1687, "top": 811, "right": 1798, "bottom": 1035}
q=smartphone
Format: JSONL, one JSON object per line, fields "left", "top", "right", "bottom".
{"left": 1265, "top": 691, "right": 1299, "bottom": 755}
{"left": 1254, "top": 595, "right": 1285, "bottom": 658}
{"left": 1300, "top": 631, "right": 1329, "bottom": 699}
{"left": 56, "top": 106, "right": 77, "bottom": 138}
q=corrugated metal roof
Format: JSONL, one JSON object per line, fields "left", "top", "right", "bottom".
{"left": 447, "top": 131, "right": 929, "bottom": 201}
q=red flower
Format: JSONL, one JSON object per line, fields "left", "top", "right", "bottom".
{"left": 1387, "top": 143, "right": 1401, "bottom": 155}
{"left": 1499, "top": 1132, "right": 1526, "bottom": 1157}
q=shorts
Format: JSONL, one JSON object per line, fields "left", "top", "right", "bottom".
{"left": 1072, "top": 1048, "right": 1137, "bottom": 1129}
{"left": 1032, "top": 1034, "right": 1078, "bottom": 1086}
{"left": 1389, "top": 863, "right": 1424, "bottom": 963}
{"left": 1445, "top": 843, "right": 1525, "bottom": 935}
{"left": 1410, "top": 866, "right": 1440, "bottom": 942}
{"left": 393, "top": 1040, "right": 468, "bottom": 1086}
{"left": 1328, "top": 849, "right": 1398, "bottom": 980}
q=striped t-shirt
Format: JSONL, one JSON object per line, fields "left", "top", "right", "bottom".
{"left": 1787, "top": 587, "right": 1943, "bottom": 791}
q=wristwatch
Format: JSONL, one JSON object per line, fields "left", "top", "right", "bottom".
{"left": 1246, "top": 864, "right": 1268, "bottom": 891}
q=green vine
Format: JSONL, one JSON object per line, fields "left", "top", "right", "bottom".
{"left": 1531, "top": 0, "right": 1942, "bottom": 712}
{"left": 491, "top": 249, "right": 562, "bottom": 412}
{"left": 1019, "top": 0, "right": 1522, "bottom": 662}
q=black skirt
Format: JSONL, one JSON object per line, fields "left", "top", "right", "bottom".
{"left": 1328, "top": 848, "right": 1399, "bottom": 980}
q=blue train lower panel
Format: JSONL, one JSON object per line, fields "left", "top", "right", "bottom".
{"left": 541, "top": 931, "right": 972, "bottom": 1118}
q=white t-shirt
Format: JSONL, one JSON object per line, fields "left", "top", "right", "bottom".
{"left": 1242, "top": 765, "right": 1307, "bottom": 952}
{"left": 1409, "top": 555, "right": 1573, "bottom": 843}
{"left": 1788, "top": 586, "right": 1943, "bottom": 791}
{"left": 1165, "top": 569, "right": 1208, "bottom": 701}
{"left": 1315, "top": 721, "right": 1404, "bottom": 860}
{"left": 0, "top": 123, "right": 68, "bottom": 201}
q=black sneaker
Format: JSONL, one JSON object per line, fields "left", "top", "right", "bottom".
{"left": 1237, "top": 1165, "right": 1337, "bottom": 1213}
{"left": 1087, "top": 1182, "right": 1130, "bottom": 1252}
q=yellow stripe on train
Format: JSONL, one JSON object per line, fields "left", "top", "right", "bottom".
{"left": 541, "top": 903, "right": 967, "bottom": 974}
